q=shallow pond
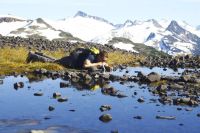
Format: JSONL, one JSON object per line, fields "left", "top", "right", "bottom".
{"left": 0, "top": 67, "right": 200, "bottom": 133}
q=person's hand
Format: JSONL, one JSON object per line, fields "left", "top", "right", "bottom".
{"left": 102, "top": 62, "right": 108, "bottom": 66}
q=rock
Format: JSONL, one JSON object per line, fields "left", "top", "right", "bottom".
{"left": 53, "top": 92, "right": 61, "bottom": 98}
{"left": 101, "top": 87, "right": 118, "bottom": 96}
{"left": 117, "top": 93, "right": 128, "bottom": 98}
{"left": 111, "top": 130, "right": 119, "bottom": 133}
{"left": 185, "top": 108, "right": 193, "bottom": 111}
{"left": 34, "top": 92, "right": 43, "bottom": 96}
{"left": 57, "top": 97, "right": 68, "bottom": 102}
{"left": 137, "top": 98, "right": 145, "bottom": 103}
{"left": 169, "top": 83, "right": 184, "bottom": 90}
{"left": 180, "top": 98, "right": 190, "bottom": 104}
{"left": 99, "top": 114, "right": 112, "bottom": 123}
{"left": 197, "top": 113, "right": 200, "bottom": 117}
{"left": 69, "top": 109, "right": 76, "bottom": 112}
{"left": 101, "top": 74, "right": 110, "bottom": 80}
{"left": 179, "top": 123, "right": 184, "bottom": 126}
{"left": 100, "top": 105, "right": 112, "bottom": 112}
{"left": 147, "top": 72, "right": 161, "bottom": 82}
{"left": 156, "top": 115, "right": 176, "bottom": 120}
{"left": 177, "top": 108, "right": 182, "bottom": 111}
{"left": 48, "top": 106, "right": 55, "bottom": 111}
{"left": 156, "top": 85, "right": 168, "bottom": 92}
{"left": 0, "top": 80, "right": 3, "bottom": 84}
{"left": 60, "top": 82, "right": 69, "bottom": 88}
{"left": 180, "top": 75, "right": 191, "bottom": 82}
{"left": 14, "top": 82, "right": 24, "bottom": 90}
{"left": 133, "top": 116, "right": 143, "bottom": 119}
{"left": 159, "top": 97, "right": 172, "bottom": 104}
{"left": 137, "top": 71, "right": 145, "bottom": 78}
{"left": 109, "top": 74, "right": 121, "bottom": 81}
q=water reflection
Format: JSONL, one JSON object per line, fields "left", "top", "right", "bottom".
{"left": 0, "top": 67, "right": 200, "bottom": 133}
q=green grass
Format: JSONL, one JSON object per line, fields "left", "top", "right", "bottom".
{"left": 0, "top": 46, "right": 142, "bottom": 75}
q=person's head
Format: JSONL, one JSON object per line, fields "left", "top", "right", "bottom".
{"left": 97, "top": 51, "right": 108, "bottom": 62}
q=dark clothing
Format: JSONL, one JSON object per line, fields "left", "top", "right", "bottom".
{"left": 27, "top": 49, "right": 98, "bottom": 69}
{"left": 85, "top": 53, "right": 97, "bottom": 63}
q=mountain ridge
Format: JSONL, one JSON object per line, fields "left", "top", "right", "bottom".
{"left": 0, "top": 11, "right": 200, "bottom": 55}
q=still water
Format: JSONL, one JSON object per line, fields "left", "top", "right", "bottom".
{"left": 0, "top": 67, "right": 199, "bottom": 133}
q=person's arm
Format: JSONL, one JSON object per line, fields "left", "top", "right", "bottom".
{"left": 83, "top": 59, "right": 108, "bottom": 68}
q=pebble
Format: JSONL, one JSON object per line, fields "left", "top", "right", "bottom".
{"left": 48, "top": 106, "right": 55, "bottom": 111}
{"left": 156, "top": 115, "right": 176, "bottom": 120}
{"left": 197, "top": 113, "right": 200, "bottom": 117}
{"left": 57, "top": 97, "right": 68, "bottom": 102}
{"left": 133, "top": 116, "right": 143, "bottom": 120}
{"left": 53, "top": 92, "right": 61, "bottom": 98}
{"left": 185, "top": 108, "right": 193, "bottom": 111}
{"left": 100, "top": 105, "right": 112, "bottom": 112}
{"left": 34, "top": 92, "right": 43, "bottom": 96}
{"left": 137, "top": 98, "right": 145, "bottom": 103}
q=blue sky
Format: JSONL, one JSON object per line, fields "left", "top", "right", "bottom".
{"left": 0, "top": 0, "right": 199, "bottom": 26}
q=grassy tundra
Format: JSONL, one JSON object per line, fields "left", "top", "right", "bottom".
{"left": 0, "top": 46, "right": 143, "bottom": 75}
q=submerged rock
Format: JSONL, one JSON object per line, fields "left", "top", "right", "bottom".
{"left": 60, "top": 82, "right": 69, "bottom": 88}
{"left": 100, "top": 105, "right": 112, "bottom": 112}
{"left": 156, "top": 115, "right": 176, "bottom": 120}
{"left": 0, "top": 80, "right": 3, "bottom": 85}
{"left": 99, "top": 114, "right": 112, "bottom": 123}
{"left": 48, "top": 106, "right": 55, "bottom": 111}
{"left": 137, "top": 98, "right": 145, "bottom": 103}
{"left": 133, "top": 116, "right": 143, "bottom": 120}
{"left": 34, "top": 92, "right": 43, "bottom": 96}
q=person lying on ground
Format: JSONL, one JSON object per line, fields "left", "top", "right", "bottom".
{"left": 26, "top": 47, "right": 113, "bottom": 72}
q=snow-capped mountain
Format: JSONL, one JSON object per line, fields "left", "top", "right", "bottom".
{"left": 0, "top": 11, "right": 200, "bottom": 55}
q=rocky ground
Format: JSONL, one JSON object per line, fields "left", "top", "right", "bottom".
{"left": 0, "top": 35, "right": 130, "bottom": 54}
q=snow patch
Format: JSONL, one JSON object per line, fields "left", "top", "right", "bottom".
{"left": 112, "top": 42, "right": 139, "bottom": 53}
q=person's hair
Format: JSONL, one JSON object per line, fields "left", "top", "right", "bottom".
{"left": 99, "top": 51, "right": 108, "bottom": 58}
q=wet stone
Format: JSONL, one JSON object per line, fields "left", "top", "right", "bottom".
{"left": 0, "top": 80, "right": 3, "bottom": 84}
{"left": 99, "top": 114, "right": 112, "bottom": 123}
{"left": 48, "top": 106, "right": 55, "bottom": 111}
{"left": 156, "top": 85, "right": 167, "bottom": 92}
{"left": 117, "top": 93, "right": 128, "bottom": 98}
{"left": 60, "top": 82, "right": 69, "bottom": 88}
{"left": 179, "top": 123, "right": 184, "bottom": 126}
{"left": 100, "top": 105, "right": 112, "bottom": 112}
{"left": 57, "top": 97, "right": 68, "bottom": 102}
{"left": 133, "top": 116, "right": 143, "bottom": 120}
{"left": 147, "top": 72, "right": 161, "bottom": 82}
{"left": 14, "top": 82, "right": 24, "bottom": 90}
{"left": 53, "top": 92, "right": 61, "bottom": 98}
{"left": 185, "top": 108, "right": 193, "bottom": 111}
{"left": 137, "top": 98, "right": 145, "bottom": 103}
{"left": 34, "top": 92, "right": 43, "bottom": 96}
{"left": 69, "top": 109, "right": 76, "bottom": 112}
{"left": 111, "top": 130, "right": 119, "bottom": 133}
{"left": 156, "top": 115, "right": 176, "bottom": 120}
{"left": 177, "top": 107, "right": 182, "bottom": 111}
{"left": 196, "top": 113, "right": 200, "bottom": 117}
